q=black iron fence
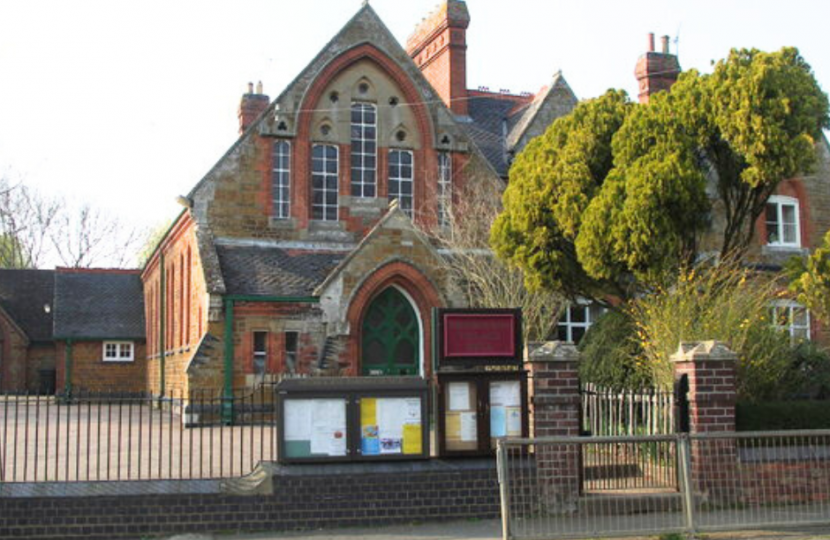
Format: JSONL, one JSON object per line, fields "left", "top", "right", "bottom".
{"left": 0, "top": 387, "right": 277, "bottom": 483}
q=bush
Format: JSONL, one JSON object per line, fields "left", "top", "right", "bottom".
{"left": 578, "top": 310, "right": 650, "bottom": 389}
{"left": 737, "top": 400, "right": 830, "bottom": 431}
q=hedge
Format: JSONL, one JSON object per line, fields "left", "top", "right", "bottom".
{"left": 736, "top": 401, "right": 830, "bottom": 431}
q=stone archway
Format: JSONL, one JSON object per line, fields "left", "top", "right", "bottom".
{"left": 345, "top": 261, "right": 444, "bottom": 377}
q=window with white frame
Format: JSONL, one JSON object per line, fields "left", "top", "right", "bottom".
{"left": 771, "top": 300, "right": 811, "bottom": 343}
{"left": 103, "top": 341, "right": 134, "bottom": 362}
{"left": 766, "top": 195, "right": 801, "bottom": 247}
{"left": 437, "top": 152, "right": 452, "bottom": 227}
{"left": 311, "top": 144, "right": 339, "bottom": 221}
{"left": 556, "top": 302, "right": 598, "bottom": 345}
{"left": 253, "top": 331, "right": 268, "bottom": 375}
{"left": 350, "top": 103, "right": 377, "bottom": 197}
{"left": 272, "top": 140, "right": 291, "bottom": 219}
{"left": 388, "top": 149, "right": 414, "bottom": 217}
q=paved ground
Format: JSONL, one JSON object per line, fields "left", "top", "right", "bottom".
{"left": 161, "top": 519, "right": 830, "bottom": 540}
{"left": 0, "top": 398, "right": 276, "bottom": 482}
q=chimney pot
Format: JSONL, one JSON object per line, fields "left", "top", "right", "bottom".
{"left": 648, "top": 33, "right": 655, "bottom": 52}
{"left": 247, "top": 82, "right": 254, "bottom": 94}
{"left": 661, "top": 35, "right": 670, "bottom": 54}
{"left": 256, "top": 81, "right": 263, "bottom": 94}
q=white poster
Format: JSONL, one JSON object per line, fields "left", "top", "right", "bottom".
{"left": 490, "top": 381, "right": 520, "bottom": 407}
{"left": 308, "top": 399, "right": 347, "bottom": 456}
{"left": 449, "top": 382, "right": 471, "bottom": 411}
{"left": 506, "top": 406, "right": 522, "bottom": 437}
{"left": 460, "top": 411, "right": 478, "bottom": 442}
{"left": 378, "top": 398, "right": 405, "bottom": 440}
{"left": 284, "top": 399, "right": 312, "bottom": 441}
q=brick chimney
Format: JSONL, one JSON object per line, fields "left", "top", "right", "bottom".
{"left": 406, "top": 0, "right": 470, "bottom": 116}
{"left": 634, "top": 33, "right": 681, "bottom": 104}
{"left": 238, "top": 81, "right": 269, "bottom": 135}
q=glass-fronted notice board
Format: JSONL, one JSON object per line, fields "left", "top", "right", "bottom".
{"left": 283, "top": 398, "right": 348, "bottom": 458}
{"left": 438, "top": 371, "right": 528, "bottom": 457}
{"left": 276, "top": 377, "right": 429, "bottom": 463}
{"left": 360, "top": 397, "right": 422, "bottom": 456}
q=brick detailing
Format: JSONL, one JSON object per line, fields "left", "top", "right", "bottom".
{"left": 406, "top": 0, "right": 470, "bottom": 116}
{"left": 672, "top": 341, "right": 738, "bottom": 503}
{"left": 0, "top": 466, "right": 500, "bottom": 539}
{"left": 345, "top": 260, "right": 443, "bottom": 377}
{"left": 634, "top": 34, "right": 680, "bottom": 104}
{"left": 527, "top": 341, "right": 581, "bottom": 511}
{"left": 295, "top": 44, "right": 436, "bottom": 230}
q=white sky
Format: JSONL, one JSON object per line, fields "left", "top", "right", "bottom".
{"left": 1, "top": 0, "right": 829, "bottom": 238}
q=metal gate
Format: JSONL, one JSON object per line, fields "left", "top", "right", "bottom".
{"left": 498, "top": 431, "right": 830, "bottom": 539}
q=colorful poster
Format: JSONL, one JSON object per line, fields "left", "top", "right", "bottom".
{"left": 506, "top": 406, "right": 522, "bottom": 437}
{"left": 449, "top": 382, "right": 470, "bottom": 411}
{"left": 361, "top": 398, "right": 380, "bottom": 456}
{"left": 403, "top": 424, "right": 422, "bottom": 454}
{"left": 460, "top": 411, "right": 477, "bottom": 442}
{"left": 446, "top": 412, "right": 461, "bottom": 439}
{"left": 490, "top": 405, "right": 506, "bottom": 438}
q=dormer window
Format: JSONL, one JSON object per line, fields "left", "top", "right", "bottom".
{"left": 272, "top": 141, "right": 291, "bottom": 219}
{"left": 389, "top": 150, "right": 414, "bottom": 217}
{"left": 351, "top": 103, "right": 377, "bottom": 197}
{"left": 766, "top": 195, "right": 800, "bottom": 247}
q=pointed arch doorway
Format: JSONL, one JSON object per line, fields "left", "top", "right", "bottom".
{"left": 361, "top": 287, "right": 420, "bottom": 376}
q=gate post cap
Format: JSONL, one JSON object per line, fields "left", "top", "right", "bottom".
{"left": 671, "top": 340, "right": 736, "bottom": 363}
{"left": 526, "top": 341, "right": 579, "bottom": 362}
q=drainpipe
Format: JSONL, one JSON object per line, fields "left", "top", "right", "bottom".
{"left": 222, "top": 297, "right": 235, "bottom": 423}
{"left": 159, "top": 253, "right": 166, "bottom": 397}
{"left": 64, "top": 339, "right": 73, "bottom": 399}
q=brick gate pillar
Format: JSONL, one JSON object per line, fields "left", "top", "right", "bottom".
{"left": 671, "top": 341, "right": 738, "bottom": 503}
{"left": 527, "top": 341, "right": 581, "bottom": 512}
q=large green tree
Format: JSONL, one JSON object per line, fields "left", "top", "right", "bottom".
{"left": 492, "top": 47, "right": 829, "bottom": 301}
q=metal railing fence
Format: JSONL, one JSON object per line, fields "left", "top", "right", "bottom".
{"left": 498, "top": 431, "right": 830, "bottom": 540}
{"left": 0, "top": 387, "right": 277, "bottom": 483}
{"left": 581, "top": 383, "right": 675, "bottom": 437}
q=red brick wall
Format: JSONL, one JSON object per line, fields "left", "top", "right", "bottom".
{"left": 739, "top": 459, "right": 830, "bottom": 505}
{"left": 56, "top": 340, "right": 147, "bottom": 394}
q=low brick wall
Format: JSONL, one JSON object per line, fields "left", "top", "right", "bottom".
{"left": 739, "top": 446, "right": 830, "bottom": 505}
{"left": 0, "top": 460, "right": 500, "bottom": 540}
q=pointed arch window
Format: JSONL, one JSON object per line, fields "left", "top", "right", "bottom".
{"left": 351, "top": 102, "right": 377, "bottom": 197}
{"left": 272, "top": 140, "right": 291, "bottom": 219}
{"left": 437, "top": 152, "right": 452, "bottom": 227}
{"left": 389, "top": 149, "right": 414, "bottom": 217}
{"left": 312, "top": 144, "right": 339, "bottom": 221}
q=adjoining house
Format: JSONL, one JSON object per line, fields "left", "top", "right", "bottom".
{"left": 0, "top": 267, "right": 145, "bottom": 394}
{"left": 0, "top": 1, "right": 827, "bottom": 396}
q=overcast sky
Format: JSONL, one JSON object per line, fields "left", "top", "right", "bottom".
{"left": 2, "top": 0, "right": 829, "bottom": 244}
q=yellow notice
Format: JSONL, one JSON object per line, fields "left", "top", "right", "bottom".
{"left": 361, "top": 398, "right": 377, "bottom": 427}
{"left": 403, "top": 424, "right": 422, "bottom": 454}
{"left": 446, "top": 412, "right": 461, "bottom": 439}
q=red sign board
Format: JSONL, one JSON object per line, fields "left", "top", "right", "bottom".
{"left": 438, "top": 309, "right": 522, "bottom": 366}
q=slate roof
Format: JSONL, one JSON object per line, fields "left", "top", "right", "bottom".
{"left": 53, "top": 271, "right": 145, "bottom": 340}
{"left": 0, "top": 269, "right": 55, "bottom": 342}
{"left": 215, "top": 245, "right": 346, "bottom": 297}
{"left": 465, "top": 95, "right": 524, "bottom": 177}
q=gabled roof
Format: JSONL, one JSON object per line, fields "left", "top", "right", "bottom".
{"left": 0, "top": 269, "right": 54, "bottom": 342}
{"left": 53, "top": 270, "right": 145, "bottom": 340}
{"left": 215, "top": 244, "right": 345, "bottom": 298}
{"left": 464, "top": 73, "right": 578, "bottom": 177}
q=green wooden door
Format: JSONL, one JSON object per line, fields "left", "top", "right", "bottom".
{"left": 361, "top": 288, "right": 419, "bottom": 376}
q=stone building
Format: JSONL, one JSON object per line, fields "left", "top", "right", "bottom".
{"left": 139, "top": 1, "right": 579, "bottom": 396}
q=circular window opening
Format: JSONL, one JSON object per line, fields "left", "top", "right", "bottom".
{"left": 396, "top": 130, "right": 407, "bottom": 142}
{"left": 358, "top": 82, "right": 370, "bottom": 95}
{"left": 329, "top": 91, "right": 339, "bottom": 103}
{"left": 389, "top": 96, "right": 399, "bottom": 107}
{"left": 321, "top": 125, "right": 331, "bottom": 136}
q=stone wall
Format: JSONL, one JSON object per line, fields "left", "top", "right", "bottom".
{"left": 0, "top": 310, "right": 29, "bottom": 392}
{"left": 56, "top": 340, "right": 147, "bottom": 394}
